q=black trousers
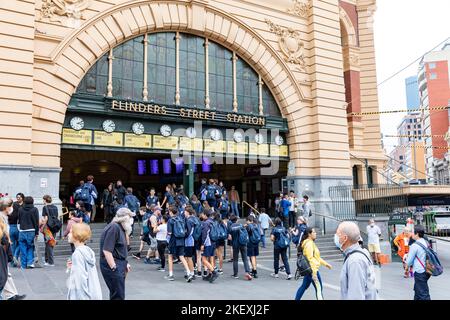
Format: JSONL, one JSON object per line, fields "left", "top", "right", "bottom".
{"left": 282, "top": 216, "right": 289, "bottom": 229}
{"left": 414, "top": 272, "right": 431, "bottom": 300}
{"left": 44, "top": 242, "right": 54, "bottom": 265}
{"left": 100, "top": 259, "right": 127, "bottom": 300}
{"left": 274, "top": 247, "right": 291, "bottom": 275}
{"left": 289, "top": 211, "right": 296, "bottom": 228}
{"left": 104, "top": 206, "right": 114, "bottom": 224}
{"left": 157, "top": 240, "right": 167, "bottom": 269}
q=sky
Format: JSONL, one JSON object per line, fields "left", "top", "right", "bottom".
{"left": 373, "top": 0, "right": 450, "bottom": 152}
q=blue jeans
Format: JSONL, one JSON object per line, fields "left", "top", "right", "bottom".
{"left": 261, "top": 229, "right": 267, "bottom": 248}
{"left": 295, "top": 272, "right": 324, "bottom": 300}
{"left": 19, "top": 231, "right": 35, "bottom": 268}
{"left": 9, "top": 224, "right": 20, "bottom": 259}
{"left": 231, "top": 202, "right": 239, "bottom": 217}
{"left": 414, "top": 272, "right": 431, "bottom": 300}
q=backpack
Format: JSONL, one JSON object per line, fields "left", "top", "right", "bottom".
{"left": 238, "top": 225, "right": 249, "bottom": 246}
{"left": 45, "top": 206, "right": 62, "bottom": 234}
{"left": 209, "top": 221, "right": 220, "bottom": 242}
{"left": 220, "top": 200, "right": 229, "bottom": 211}
{"left": 415, "top": 241, "right": 443, "bottom": 277}
{"left": 172, "top": 216, "right": 186, "bottom": 238}
{"left": 192, "top": 217, "right": 202, "bottom": 241}
{"left": 125, "top": 195, "right": 140, "bottom": 213}
{"left": 275, "top": 227, "right": 291, "bottom": 249}
{"left": 142, "top": 212, "right": 152, "bottom": 234}
{"left": 206, "top": 185, "right": 216, "bottom": 200}
{"left": 248, "top": 223, "right": 261, "bottom": 245}
{"left": 217, "top": 222, "right": 228, "bottom": 241}
{"left": 79, "top": 184, "right": 92, "bottom": 203}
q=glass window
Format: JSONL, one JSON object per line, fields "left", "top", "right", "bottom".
{"left": 236, "top": 58, "right": 259, "bottom": 114}
{"left": 180, "top": 33, "right": 205, "bottom": 107}
{"left": 429, "top": 62, "right": 436, "bottom": 69}
{"left": 430, "top": 73, "right": 437, "bottom": 80}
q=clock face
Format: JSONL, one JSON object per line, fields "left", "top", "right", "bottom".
{"left": 160, "top": 125, "right": 172, "bottom": 137}
{"left": 70, "top": 117, "right": 84, "bottom": 131}
{"left": 132, "top": 122, "right": 144, "bottom": 135}
{"left": 210, "top": 129, "right": 221, "bottom": 141}
{"left": 275, "top": 135, "right": 284, "bottom": 146}
{"left": 186, "top": 127, "right": 196, "bottom": 139}
{"left": 102, "top": 119, "right": 116, "bottom": 133}
{"left": 233, "top": 131, "right": 244, "bottom": 143}
{"left": 255, "top": 133, "right": 264, "bottom": 144}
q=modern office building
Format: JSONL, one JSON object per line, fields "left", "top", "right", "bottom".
{"left": 405, "top": 75, "right": 420, "bottom": 111}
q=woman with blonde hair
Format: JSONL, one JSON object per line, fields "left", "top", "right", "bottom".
{"left": 0, "top": 216, "right": 12, "bottom": 300}
{"left": 67, "top": 223, "right": 102, "bottom": 300}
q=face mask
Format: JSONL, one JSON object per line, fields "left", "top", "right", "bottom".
{"left": 334, "top": 233, "right": 343, "bottom": 250}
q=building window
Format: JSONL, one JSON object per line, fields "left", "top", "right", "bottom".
{"left": 429, "top": 62, "right": 436, "bottom": 69}
{"left": 430, "top": 73, "right": 437, "bottom": 80}
{"left": 407, "top": 125, "right": 410, "bottom": 129}
{"left": 352, "top": 165, "right": 359, "bottom": 188}
{"left": 399, "top": 156, "right": 404, "bottom": 160}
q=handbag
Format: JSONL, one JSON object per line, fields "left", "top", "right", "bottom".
{"left": 295, "top": 245, "right": 313, "bottom": 280}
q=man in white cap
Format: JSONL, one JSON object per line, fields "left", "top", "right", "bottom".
{"left": 99, "top": 207, "right": 132, "bottom": 300}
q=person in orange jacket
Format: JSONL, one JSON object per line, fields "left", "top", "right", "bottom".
{"left": 393, "top": 226, "right": 412, "bottom": 278}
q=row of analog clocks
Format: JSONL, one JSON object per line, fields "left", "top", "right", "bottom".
{"left": 69, "top": 117, "right": 284, "bottom": 145}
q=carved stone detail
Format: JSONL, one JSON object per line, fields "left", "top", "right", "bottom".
{"left": 265, "top": 19, "right": 306, "bottom": 70}
{"left": 349, "top": 54, "right": 359, "bottom": 67}
{"left": 287, "top": 0, "right": 311, "bottom": 19}
{"left": 40, "top": 0, "right": 91, "bottom": 28}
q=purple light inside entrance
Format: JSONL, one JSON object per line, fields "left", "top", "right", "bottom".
{"left": 163, "top": 159, "right": 172, "bottom": 174}
{"left": 175, "top": 158, "right": 184, "bottom": 174}
{"left": 202, "top": 157, "right": 211, "bottom": 173}
{"left": 150, "top": 159, "right": 159, "bottom": 175}
{"left": 137, "top": 160, "right": 146, "bottom": 176}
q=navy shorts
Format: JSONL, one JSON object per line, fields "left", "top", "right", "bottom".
{"left": 202, "top": 245, "right": 215, "bottom": 257}
{"left": 195, "top": 239, "right": 202, "bottom": 251}
{"left": 216, "top": 240, "right": 225, "bottom": 247}
{"left": 169, "top": 245, "right": 185, "bottom": 257}
{"left": 184, "top": 246, "right": 195, "bottom": 258}
{"left": 247, "top": 244, "right": 259, "bottom": 257}
{"left": 84, "top": 203, "right": 92, "bottom": 213}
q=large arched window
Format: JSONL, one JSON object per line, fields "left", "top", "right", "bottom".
{"left": 76, "top": 32, "right": 281, "bottom": 117}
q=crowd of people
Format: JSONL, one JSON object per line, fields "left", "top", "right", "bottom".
{"left": 0, "top": 174, "right": 442, "bottom": 301}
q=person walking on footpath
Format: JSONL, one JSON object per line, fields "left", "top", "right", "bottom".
{"left": 405, "top": 225, "right": 433, "bottom": 300}
{"left": 279, "top": 194, "right": 291, "bottom": 229}
{"left": 41, "top": 195, "right": 61, "bottom": 267}
{"left": 154, "top": 215, "right": 169, "bottom": 272}
{"left": 18, "top": 196, "right": 39, "bottom": 269}
{"left": 393, "top": 226, "right": 413, "bottom": 278}
{"left": 270, "top": 218, "right": 293, "bottom": 280}
{"left": 258, "top": 208, "right": 274, "bottom": 248}
{"left": 335, "top": 221, "right": 377, "bottom": 300}
{"left": 288, "top": 191, "right": 298, "bottom": 228}
{"left": 101, "top": 183, "right": 115, "bottom": 224}
{"left": 8, "top": 193, "right": 24, "bottom": 267}
{"left": 246, "top": 215, "right": 261, "bottom": 278}
{"left": 199, "top": 210, "right": 219, "bottom": 282}
{"left": 229, "top": 214, "right": 253, "bottom": 280}
{"left": 75, "top": 175, "right": 98, "bottom": 221}
{"left": 295, "top": 227, "right": 332, "bottom": 300}
{"left": 123, "top": 187, "right": 140, "bottom": 237}
{"left": 301, "top": 195, "right": 312, "bottom": 223}
{"left": 66, "top": 223, "right": 102, "bottom": 300}
{"left": 99, "top": 208, "right": 132, "bottom": 300}
{"left": 229, "top": 186, "right": 240, "bottom": 218}
{"left": 366, "top": 219, "right": 382, "bottom": 267}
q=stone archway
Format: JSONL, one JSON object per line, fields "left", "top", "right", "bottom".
{"left": 31, "top": 0, "right": 310, "bottom": 170}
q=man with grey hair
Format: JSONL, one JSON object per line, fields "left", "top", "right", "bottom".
{"left": 99, "top": 207, "right": 132, "bottom": 300}
{"left": 335, "top": 221, "right": 377, "bottom": 300}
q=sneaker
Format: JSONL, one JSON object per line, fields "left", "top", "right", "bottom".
{"left": 47, "top": 264, "right": 55, "bottom": 267}
{"left": 203, "top": 273, "right": 212, "bottom": 281}
{"left": 7, "top": 294, "right": 26, "bottom": 300}
{"left": 144, "top": 258, "right": 151, "bottom": 264}
{"left": 286, "top": 274, "right": 293, "bottom": 280}
{"left": 270, "top": 273, "right": 279, "bottom": 278}
{"left": 34, "top": 262, "right": 43, "bottom": 268}
{"left": 186, "top": 274, "right": 194, "bottom": 283}
{"left": 153, "top": 258, "right": 161, "bottom": 263}
{"left": 252, "top": 271, "right": 258, "bottom": 279}
{"left": 27, "top": 264, "right": 35, "bottom": 269}
{"left": 217, "top": 269, "right": 224, "bottom": 275}
{"left": 227, "top": 259, "right": 234, "bottom": 263}
{"left": 164, "top": 275, "right": 175, "bottom": 281}
{"left": 195, "top": 272, "right": 202, "bottom": 278}
{"left": 173, "top": 259, "right": 180, "bottom": 264}
{"left": 184, "top": 274, "right": 188, "bottom": 279}
{"left": 209, "top": 271, "right": 219, "bottom": 283}
{"left": 157, "top": 267, "right": 165, "bottom": 272}
{"left": 231, "top": 274, "right": 239, "bottom": 279}
{"left": 245, "top": 273, "right": 253, "bottom": 281}
{"left": 279, "top": 266, "right": 286, "bottom": 273}
{"left": 132, "top": 253, "right": 141, "bottom": 260}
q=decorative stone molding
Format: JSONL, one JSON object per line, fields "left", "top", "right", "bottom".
{"left": 265, "top": 19, "right": 306, "bottom": 70}
{"left": 40, "top": 0, "right": 91, "bottom": 28}
{"left": 287, "top": 0, "right": 311, "bottom": 19}
{"left": 349, "top": 54, "right": 359, "bottom": 68}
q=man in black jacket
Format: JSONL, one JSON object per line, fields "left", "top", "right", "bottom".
{"left": 18, "top": 197, "right": 39, "bottom": 269}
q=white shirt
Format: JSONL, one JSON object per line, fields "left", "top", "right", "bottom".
{"left": 289, "top": 197, "right": 297, "bottom": 211}
{"left": 366, "top": 224, "right": 381, "bottom": 245}
{"left": 258, "top": 213, "right": 271, "bottom": 230}
{"left": 156, "top": 223, "right": 167, "bottom": 241}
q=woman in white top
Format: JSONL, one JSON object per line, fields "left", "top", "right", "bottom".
{"left": 155, "top": 215, "right": 168, "bottom": 272}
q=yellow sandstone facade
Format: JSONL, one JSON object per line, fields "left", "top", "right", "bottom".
{"left": 0, "top": 0, "right": 385, "bottom": 215}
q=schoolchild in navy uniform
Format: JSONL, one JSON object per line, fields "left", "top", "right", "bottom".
{"left": 199, "top": 210, "right": 219, "bottom": 283}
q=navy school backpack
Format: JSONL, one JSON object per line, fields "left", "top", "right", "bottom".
{"left": 172, "top": 216, "right": 186, "bottom": 238}
{"left": 415, "top": 241, "right": 444, "bottom": 277}
{"left": 276, "top": 227, "right": 291, "bottom": 249}
{"left": 192, "top": 217, "right": 202, "bottom": 241}
{"left": 248, "top": 223, "right": 261, "bottom": 245}
{"left": 79, "top": 184, "right": 91, "bottom": 203}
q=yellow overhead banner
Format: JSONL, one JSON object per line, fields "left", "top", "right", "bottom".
{"left": 248, "top": 143, "right": 258, "bottom": 155}
{"left": 62, "top": 129, "right": 92, "bottom": 145}
{"left": 153, "top": 135, "right": 178, "bottom": 150}
{"left": 94, "top": 131, "right": 123, "bottom": 147}
{"left": 204, "top": 140, "right": 225, "bottom": 153}
{"left": 280, "top": 145, "right": 288, "bottom": 157}
{"left": 124, "top": 133, "right": 152, "bottom": 148}
{"left": 258, "top": 144, "right": 269, "bottom": 156}
{"left": 270, "top": 145, "right": 288, "bottom": 157}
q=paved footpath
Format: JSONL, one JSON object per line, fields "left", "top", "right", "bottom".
{"left": 9, "top": 238, "right": 450, "bottom": 300}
